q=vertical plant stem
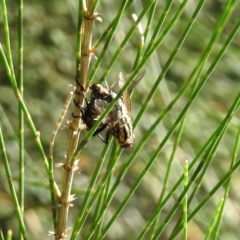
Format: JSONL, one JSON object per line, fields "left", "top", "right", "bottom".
{"left": 17, "top": 0, "right": 24, "bottom": 239}
{"left": 134, "top": 0, "right": 206, "bottom": 128}
{"left": 0, "top": 45, "right": 50, "bottom": 178}
{"left": 212, "top": 121, "right": 240, "bottom": 239}
{"left": 204, "top": 199, "right": 224, "bottom": 240}
{"left": 98, "top": 0, "right": 153, "bottom": 84}
{"left": 183, "top": 161, "right": 188, "bottom": 240}
{"left": 0, "top": 126, "right": 27, "bottom": 240}
{"left": 6, "top": 230, "right": 12, "bottom": 240}
{"left": 0, "top": 230, "right": 4, "bottom": 240}
{"left": 0, "top": 0, "right": 16, "bottom": 82}
{"left": 143, "top": 0, "right": 173, "bottom": 56}
{"left": 149, "top": 118, "right": 186, "bottom": 240}
{"left": 49, "top": 90, "right": 74, "bottom": 230}
{"left": 89, "top": 0, "right": 128, "bottom": 83}
{"left": 55, "top": 0, "right": 97, "bottom": 239}
{"left": 167, "top": 92, "right": 240, "bottom": 240}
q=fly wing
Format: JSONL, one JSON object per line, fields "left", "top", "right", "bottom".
{"left": 120, "top": 69, "right": 146, "bottom": 115}
{"left": 95, "top": 98, "right": 123, "bottom": 124}
{"left": 127, "top": 69, "right": 146, "bottom": 92}
{"left": 112, "top": 69, "right": 146, "bottom": 91}
{"left": 118, "top": 72, "right": 132, "bottom": 115}
{"left": 94, "top": 99, "right": 113, "bottom": 124}
{"left": 94, "top": 99, "right": 108, "bottom": 115}
{"left": 111, "top": 69, "right": 146, "bottom": 115}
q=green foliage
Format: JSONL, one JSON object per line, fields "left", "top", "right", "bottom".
{"left": 1, "top": 0, "right": 240, "bottom": 239}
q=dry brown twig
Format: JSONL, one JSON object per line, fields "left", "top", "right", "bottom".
{"left": 54, "top": 0, "right": 99, "bottom": 239}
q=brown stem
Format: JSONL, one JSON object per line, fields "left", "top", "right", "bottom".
{"left": 54, "top": 1, "right": 97, "bottom": 239}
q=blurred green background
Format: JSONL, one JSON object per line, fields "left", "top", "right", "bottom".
{"left": 0, "top": 0, "right": 240, "bottom": 239}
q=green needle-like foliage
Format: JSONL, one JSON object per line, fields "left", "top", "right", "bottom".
{"left": 0, "top": 0, "right": 240, "bottom": 239}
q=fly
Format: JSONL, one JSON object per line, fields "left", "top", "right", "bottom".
{"left": 74, "top": 69, "right": 145, "bottom": 148}
{"left": 94, "top": 69, "right": 146, "bottom": 148}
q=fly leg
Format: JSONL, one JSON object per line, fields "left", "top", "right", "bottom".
{"left": 104, "top": 130, "right": 111, "bottom": 144}
{"left": 92, "top": 123, "right": 108, "bottom": 143}
{"left": 72, "top": 77, "right": 89, "bottom": 118}
{"left": 74, "top": 76, "right": 89, "bottom": 104}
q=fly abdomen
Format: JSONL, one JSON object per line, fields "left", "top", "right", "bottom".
{"left": 115, "top": 116, "right": 135, "bottom": 148}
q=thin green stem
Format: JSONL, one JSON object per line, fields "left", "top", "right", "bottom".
{"left": 81, "top": 72, "right": 196, "bottom": 240}
{"left": 0, "top": 126, "right": 27, "bottom": 240}
{"left": 143, "top": 0, "right": 173, "bottom": 56}
{"left": 75, "top": 0, "right": 83, "bottom": 79}
{"left": 0, "top": 230, "right": 4, "bottom": 240}
{"left": 90, "top": 0, "right": 99, "bottom": 15}
{"left": 204, "top": 199, "right": 224, "bottom": 240}
{"left": 183, "top": 161, "right": 188, "bottom": 240}
{"left": 170, "top": 0, "right": 238, "bottom": 230}
{"left": 93, "top": 187, "right": 105, "bottom": 239}
{"left": 6, "top": 231, "right": 12, "bottom": 240}
{"left": 0, "top": 0, "right": 16, "bottom": 83}
{"left": 170, "top": 157, "right": 240, "bottom": 239}
{"left": 100, "top": 16, "right": 240, "bottom": 238}
{"left": 143, "top": 0, "right": 156, "bottom": 43}
{"left": 70, "top": 141, "right": 115, "bottom": 239}
{"left": 91, "top": 145, "right": 118, "bottom": 239}
{"left": 0, "top": 104, "right": 47, "bottom": 183}
{"left": 132, "top": 12, "right": 145, "bottom": 69}
{"left": 17, "top": 0, "right": 24, "bottom": 239}
{"left": 84, "top": 144, "right": 118, "bottom": 240}
{"left": 212, "top": 118, "right": 240, "bottom": 239}
{"left": 97, "top": 0, "right": 154, "bottom": 84}
{"left": 89, "top": 0, "right": 128, "bottom": 84}
{"left": 92, "top": 0, "right": 133, "bottom": 50}
{"left": 170, "top": 132, "right": 224, "bottom": 234}
{"left": 149, "top": 117, "right": 186, "bottom": 240}
{"left": 133, "top": 0, "right": 206, "bottom": 128}
{"left": 0, "top": 45, "right": 50, "bottom": 178}
{"left": 167, "top": 92, "right": 240, "bottom": 240}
